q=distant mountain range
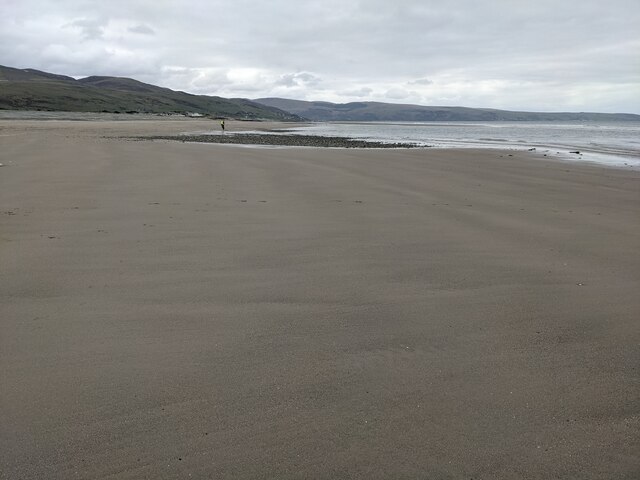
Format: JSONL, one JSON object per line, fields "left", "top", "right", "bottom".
{"left": 0, "top": 65, "right": 302, "bottom": 121}
{"left": 2, "top": 65, "right": 638, "bottom": 122}
{"left": 255, "top": 98, "right": 640, "bottom": 122}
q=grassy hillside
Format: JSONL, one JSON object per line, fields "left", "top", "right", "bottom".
{"left": 255, "top": 98, "right": 640, "bottom": 122}
{"left": 0, "top": 65, "right": 303, "bottom": 120}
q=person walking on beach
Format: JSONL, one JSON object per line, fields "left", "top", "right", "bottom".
{"left": 220, "top": 119, "right": 225, "bottom": 133}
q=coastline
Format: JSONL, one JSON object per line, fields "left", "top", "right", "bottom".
{"left": 1, "top": 118, "right": 639, "bottom": 479}
{"left": 272, "top": 120, "right": 640, "bottom": 169}
{"left": 2, "top": 112, "right": 638, "bottom": 168}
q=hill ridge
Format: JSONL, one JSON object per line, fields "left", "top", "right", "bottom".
{"left": 255, "top": 97, "right": 640, "bottom": 122}
{"left": 0, "top": 65, "right": 303, "bottom": 120}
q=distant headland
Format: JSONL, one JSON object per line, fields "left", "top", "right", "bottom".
{"left": 2, "top": 65, "right": 638, "bottom": 122}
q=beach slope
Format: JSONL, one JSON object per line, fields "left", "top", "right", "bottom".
{"left": 1, "top": 119, "right": 638, "bottom": 479}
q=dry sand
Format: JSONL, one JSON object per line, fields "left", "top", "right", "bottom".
{"left": 1, "top": 119, "right": 639, "bottom": 479}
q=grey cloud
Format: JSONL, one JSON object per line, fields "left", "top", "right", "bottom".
{"left": 338, "top": 87, "right": 373, "bottom": 98}
{"left": 66, "top": 18, "right": 107, "bottom": 40}
{"left": 385, "top": 88, "right": 420, "bottom": 101}
{"left": 409, "top": 78, "right": 433, "bottom": 86}
{"left": 128, "top": 24, "right": 155, "bottom": 35}
{"left": 0, "top": 0, "right": 638, "bottom": 112}
{"left": 275, "top": 72, "right": 322, "bottom": 88}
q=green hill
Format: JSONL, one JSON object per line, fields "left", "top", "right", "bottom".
{"left": 0, "top": 65, "right": 303, "bottom": 120}
{"left": 255, "top": 98, "right": 640, "bottom": 122}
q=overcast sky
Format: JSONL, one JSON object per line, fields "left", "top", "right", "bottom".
{"left": 2, "top": 0, "right": 639, "bottom": 112}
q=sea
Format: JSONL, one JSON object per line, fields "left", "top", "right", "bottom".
{"left": 282, "top": 121, "right": 640, "bottom": 169}
{"left": 2, "top": 111, "right": 638, "bottom": 169}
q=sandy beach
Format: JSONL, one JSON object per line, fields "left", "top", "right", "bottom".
{"left": 1, "top": 118, "right": 638, "bottom": 479}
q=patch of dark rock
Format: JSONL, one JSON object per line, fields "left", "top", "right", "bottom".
{"left": 130, "top": 133, "right": 422, "bottom": 149}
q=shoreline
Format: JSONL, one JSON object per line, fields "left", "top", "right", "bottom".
{"left": 1, "top": 113, "right": 638, "bottom": 168}
{"left": 1, "top": 115, "right": 636, "bottom": 171}
{"left": 127, "top": 131, "right": 639, "bottom": 170}
{"left": 271, "top": 120, "right": 640, "bottom": 169}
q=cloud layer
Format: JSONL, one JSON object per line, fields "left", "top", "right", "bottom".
{"left": 2, "top": 0, "right": 639, "bottom": 112}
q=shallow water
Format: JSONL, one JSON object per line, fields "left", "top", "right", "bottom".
{"left": 286, "top": 121, "right": 640, "bottom": 168}
{"left": 4, "top": 111, "right": 639, "bottom": 168}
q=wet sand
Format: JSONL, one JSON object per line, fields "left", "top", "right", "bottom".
{"left": 1, "top": 119, "right": 639, "bottom": 479}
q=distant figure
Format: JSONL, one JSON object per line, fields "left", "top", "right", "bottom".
{"left": 220, "top": 119, "right": 225, "bottom": 133}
